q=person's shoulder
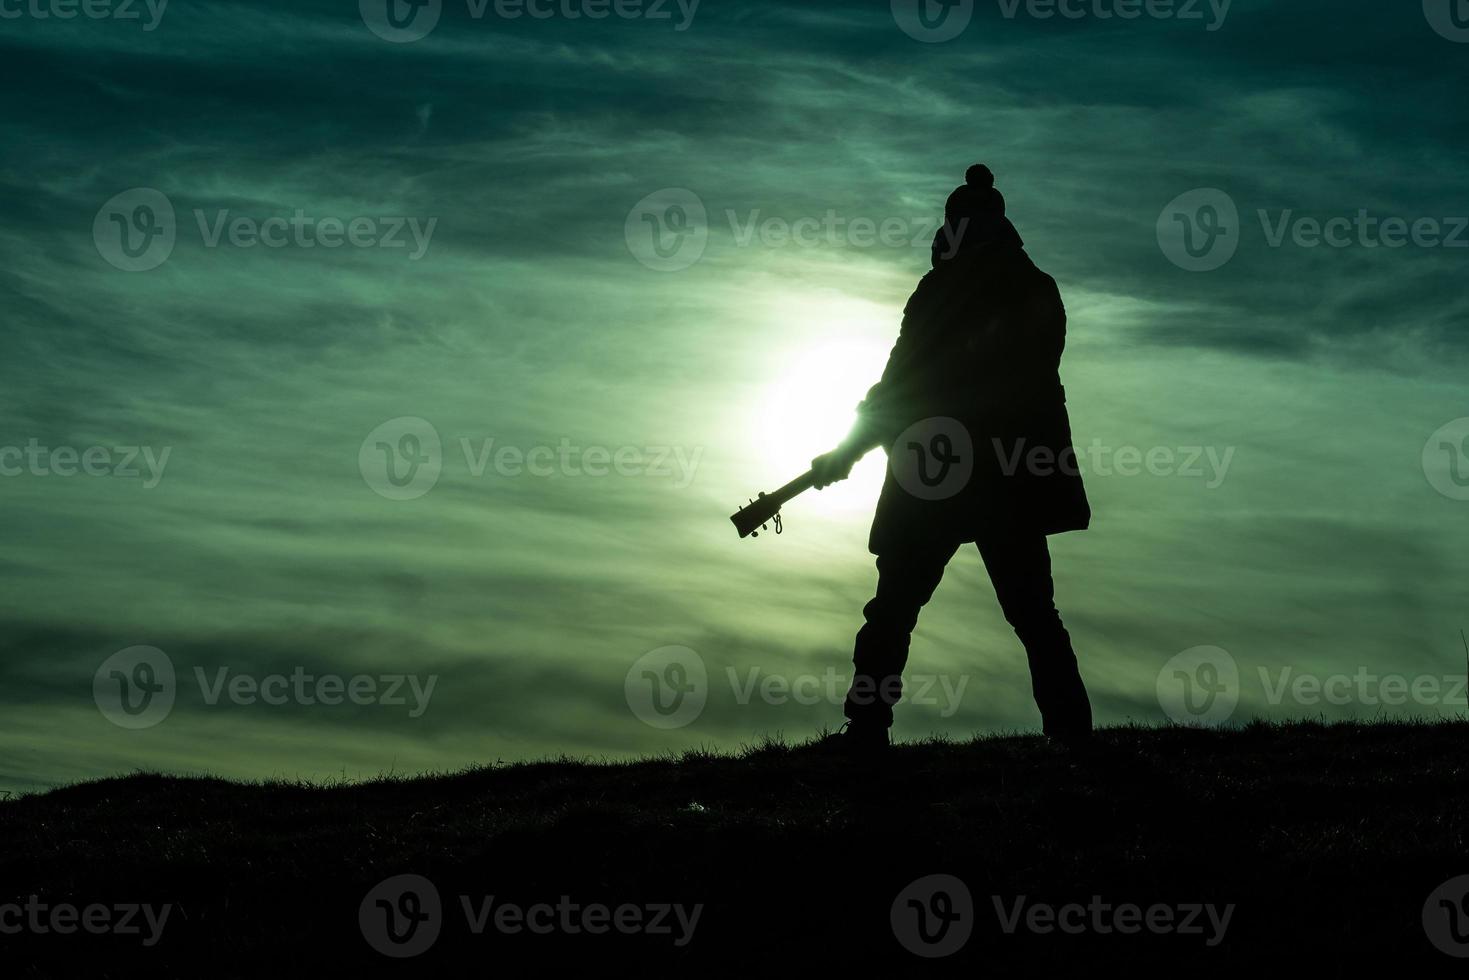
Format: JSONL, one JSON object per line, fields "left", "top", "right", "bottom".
{"left": 1018, "top": 257, "right": 1065, "bottom": 317}
{"left": 903, "top": 267, "right": 945, "bottom": 311}
{"left": 1018, "top": 252, "right": 1059, "bottom": 289}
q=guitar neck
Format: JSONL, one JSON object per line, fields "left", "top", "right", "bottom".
{"left": 768, "top": 470, "right": 815, "bottom": 506}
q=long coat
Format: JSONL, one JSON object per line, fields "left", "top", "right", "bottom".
{"left": 854, "top": 244, "right": 1091, "bottom": 555}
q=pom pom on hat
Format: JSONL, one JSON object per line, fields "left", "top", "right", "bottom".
{"left": 965, "top": 164, "right": 995, "bottom": 190}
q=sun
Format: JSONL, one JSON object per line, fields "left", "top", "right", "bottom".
{"left": 751, "top": 298, "right": 897, "bottom": 514}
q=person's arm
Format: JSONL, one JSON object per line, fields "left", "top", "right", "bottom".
{"left": 810, "top": 285, "right": 932, "bottom": 488}
{"left": 808, "top": 412, "right": 879, "bottom": 489}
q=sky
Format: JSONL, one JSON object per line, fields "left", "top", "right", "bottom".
{"left": 1, "top": 0, "right": 1466, "bottom": 793}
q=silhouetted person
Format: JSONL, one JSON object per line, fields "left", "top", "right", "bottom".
{"left": 811, "top": 164, "right": 1092, "bottom": 750}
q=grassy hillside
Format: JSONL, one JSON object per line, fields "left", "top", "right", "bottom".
{"left": 3, "top": 721, "right": 1468, "bottom": 975}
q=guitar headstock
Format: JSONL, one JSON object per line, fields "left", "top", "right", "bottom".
{"left": 729, "top": 492, "right": 784, "bottom": 539}
{"left": 728, "top": 470, "right": 813, "bottom": 540}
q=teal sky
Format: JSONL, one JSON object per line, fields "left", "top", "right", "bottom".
{"left": 2, "top": 0, "right": 1467, "bottom": 793}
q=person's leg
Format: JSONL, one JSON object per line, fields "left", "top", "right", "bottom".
{"left": 976, "top": 533, "right": 1092, "bottom": 737}
{"left": 844, "top": 541, "right": 959, "bottom": 729}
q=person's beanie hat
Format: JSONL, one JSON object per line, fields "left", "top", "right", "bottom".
{"left": 932, "top": 163, "right": 1023, "bottom": 264}
{"left": 944, "top": 164, "right": 1005, "bottom": 224}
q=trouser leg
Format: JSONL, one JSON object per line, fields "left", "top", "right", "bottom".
{"left": 844, "top": 541, "right": 957, "bottom": 728}
{"left": 976, "top": 533, "right": 1091, "bottom": 736}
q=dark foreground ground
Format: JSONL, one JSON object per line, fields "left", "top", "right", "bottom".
{"left": 3, "top": 721, "right": 1468, "bottom": 976}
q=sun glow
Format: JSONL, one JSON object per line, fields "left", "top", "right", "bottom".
{"left": 752, "top": 298, "right": 897, "bottom": 514}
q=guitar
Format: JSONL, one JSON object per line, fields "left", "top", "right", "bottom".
{"left": 729, "top": 470, "right": 815, "bottom": 539}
